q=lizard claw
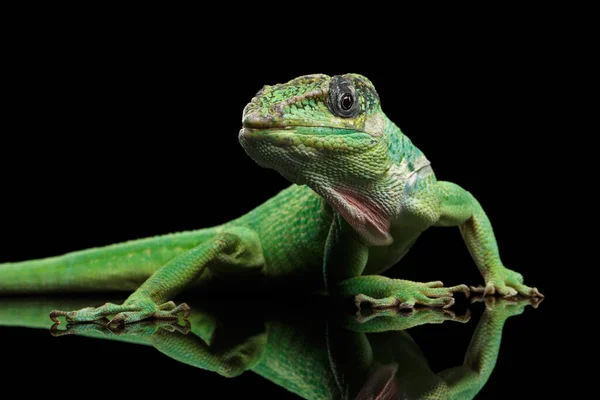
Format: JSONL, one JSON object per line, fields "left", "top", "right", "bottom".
{"left": 49, "top": 310, "right": 67, "bottom": 323}
{"left": 442, "top": 297, "right": 455, "bottom": 309}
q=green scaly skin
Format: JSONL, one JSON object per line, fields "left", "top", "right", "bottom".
{"left": 0, "top": 296, "right": 541, "bottom": 399}
{"left": 0, "top": 73, "right": 542, "bottom": 332}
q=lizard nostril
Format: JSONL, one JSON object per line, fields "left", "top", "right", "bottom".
{"left": 242, "top": 106, "right": 263, "bottom": 128}
{"left": 242, "top": 90, "right": 264, "bottom": 125}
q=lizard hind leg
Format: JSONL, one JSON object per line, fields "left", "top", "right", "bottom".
{"left": 49, "top": 226, "right": 265, "bottom": 327}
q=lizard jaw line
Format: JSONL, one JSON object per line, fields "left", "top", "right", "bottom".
{"left": 240, "top": 127, "right": 368, "bottom": 142}
{"left": 241, "top": 125, "right": 356, "bottom": 133}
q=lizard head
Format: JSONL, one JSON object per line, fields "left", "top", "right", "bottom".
{"left": 239, "top": 73, "right": 390, "bottom": 185}
{"left": 239, "top": 73, "right": 401, "bottom": 246}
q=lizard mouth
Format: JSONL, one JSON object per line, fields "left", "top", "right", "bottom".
{"left": 239, "top": 127, "right": 375, "bottom": 152}
{"left": 238, "top": 115, "right": 379, "bottom": 176}
{"left": 241, "top": 109, "right": 362, "bottom": 136}
{"left": 241, "top": 125, "right": 361, "bottom": 136}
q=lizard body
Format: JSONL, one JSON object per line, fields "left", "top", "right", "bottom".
{"left": 0, "top": 73, "right": 542, "bottom": 326}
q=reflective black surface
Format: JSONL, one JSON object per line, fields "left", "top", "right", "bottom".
{"left": 0, "top": 292, "right": 553, "bottom": 399}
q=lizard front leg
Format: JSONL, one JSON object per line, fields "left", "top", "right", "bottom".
{"left": 433, "top": 181, "right": 543, "bottom": 298}
{"left": 50, "top": 226, "right": 264, "bottom": 326}
{"left": 325, "top": 214, "right": 468, "bottom": 310}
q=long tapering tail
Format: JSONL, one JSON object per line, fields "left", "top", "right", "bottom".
{"left": 0, "top": 228, "right": 219, "bottom": 294}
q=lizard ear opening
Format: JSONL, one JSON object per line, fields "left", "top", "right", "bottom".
{"left": 326, "top": 186, "right": 393, "bottom": 247}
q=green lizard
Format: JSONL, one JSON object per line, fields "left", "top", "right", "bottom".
{"left": 0, "top": 73, "right": 543, "bottom": 325}
{"left": 0, "top": 295, "right": 540, "bottom": 399}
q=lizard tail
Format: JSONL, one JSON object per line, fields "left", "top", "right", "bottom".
{"left": 0, "top": 228, "right": 219, "bottom": 295}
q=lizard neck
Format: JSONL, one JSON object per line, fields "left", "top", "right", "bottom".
{"left": 314, "top": 115, "right": 432, "bottom": 247}
{"left": 384, "top": 117, "right": 429, "bottom": 173}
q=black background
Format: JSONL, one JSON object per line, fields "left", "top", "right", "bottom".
{"left": 1, "top": 9, "right": 572, "bottom": 399}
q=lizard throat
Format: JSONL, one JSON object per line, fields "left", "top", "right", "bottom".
{"left": 322, "top": 186, "right": 393, "bottom": 247}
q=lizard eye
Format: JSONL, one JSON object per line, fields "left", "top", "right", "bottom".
{"left": 341, "top": 93, "right": 354, "bottom": 110}
{"left": 328, "top": 76, "right": 360, "bottom": 118}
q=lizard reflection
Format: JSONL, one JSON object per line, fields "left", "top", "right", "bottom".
{"left": 0, "top": 296, "right": 541, "bottom": 399}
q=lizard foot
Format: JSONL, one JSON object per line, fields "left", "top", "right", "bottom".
{"left": 49, "top": 298, "right": 190, "bottom": 328}
{"left": 354, "top": 279, "right": 470, "bottom": 311}
{"left": 470, "top": 268, "right": 544, "bottom": 299}
{"left": 50, "top": 319, "right": 191, "bottom": 337}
